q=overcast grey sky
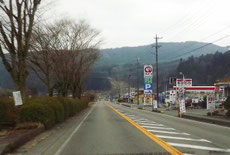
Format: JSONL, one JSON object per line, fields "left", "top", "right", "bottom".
{"left": 44, "top": 0, "right": 230, "bottom": 48}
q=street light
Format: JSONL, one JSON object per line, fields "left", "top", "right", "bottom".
{"left": 179, "top": 72, "right": 184, "bottom": 83}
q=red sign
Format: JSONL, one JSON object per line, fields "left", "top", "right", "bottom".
{"left": 144, "top": 65, "right": 153, "bottom": 77}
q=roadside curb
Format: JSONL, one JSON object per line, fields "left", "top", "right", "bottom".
{"left": 182, "top": 115, "right": 230, "bottom": 127}
{"left": 0, "top": 127, "right": 45, "bottom": 155}
{"left": 151, "top": 109, "right": 164, "bottom": 113}
{"left": 121, "top": 103, "right": 131, "bottom": 107}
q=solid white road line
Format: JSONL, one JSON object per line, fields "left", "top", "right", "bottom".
{"left": 168, "top": 142, "right": 230, "bottom": 152}
{"left": 138, "top": 122, "right": 164, "bottom": 126}
{"left": 54, "top": 104, "right": 96, "bottom": 155}
{"left": 148, "top": 129, "right": 190, "bottom": 135}
{"left": 156, "top": 135, "right": 211, "bottom": 143}
{"left": 142, "top": 126, "right": 176, "bottom": 130}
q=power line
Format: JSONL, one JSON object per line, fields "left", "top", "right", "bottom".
{"left": 169, "top": 35, "right": 230, "bottom": 61}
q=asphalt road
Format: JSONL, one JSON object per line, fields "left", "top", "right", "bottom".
{"left": 15, "top": 102, "right": 168, "bottom": 155}
{"left": 111, "top": 102, "right": 230, "bottom": 155}
{"left": 14, "top": 101, "right": 230, "bottom": 155}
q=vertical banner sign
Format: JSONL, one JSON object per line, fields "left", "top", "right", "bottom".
{"left": 13, "top": 91, "right": 23, "bottom": 106}
{"left": 144, "top": 65, "right": 153, "bottom": 105}
{"left": 207, "top": 96, "right": 215, "bottom": 110}
{"left": 179, "top": 99, "right": 186, "bottom": 113}
{"left": 177, "top": 78, "right": 186, "bottom": 114}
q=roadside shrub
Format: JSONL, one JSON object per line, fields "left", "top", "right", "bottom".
{"left": 20, "top": 97, "right": 88, "bottom": 129}
{"left": 0, "top": 98, "right": 18, "bottom": 127}
{"left": 25, "top": 97, "right": 65, "bottom": 123}
{"left": 20, "top": 103, "right": 55, "bottom": 129}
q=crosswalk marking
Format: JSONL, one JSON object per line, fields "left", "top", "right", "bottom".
{"left": 156, "top": 135, "right": 211, "bottom": 143}
{"left": 137, "top": 122, "right": 164, "bottom": 127}
{"left": 148, "top": 129, "right": 190, "bottom": 135}
{"left": 112, "top": 106, "right": 230, "bottom": 154}
{"left": 142, "top": 126, "right": 176, "bottom": 130}
{"left": 168, "top": 142, "right": 230, "bottom": 152}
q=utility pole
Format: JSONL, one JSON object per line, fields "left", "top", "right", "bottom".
{"left": 136, "top": 58, "right": 140, "bottom": 105}
{"left": 128, "top": 75, "right": 131, "bottom": 103}
{"left": 153, "top": 34, "right": 162, "bottom": 108}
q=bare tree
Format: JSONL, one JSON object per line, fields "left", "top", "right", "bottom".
{"left": 0, "top": 0, "right": 41, "bottom": 97}
{"left": 28, "top": 19, "right": 101, "bottom": 97}
{"left": 28, "top": 24, "right": 60, "bottom": 96}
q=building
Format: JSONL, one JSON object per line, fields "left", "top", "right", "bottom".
{"left": 216, "top": 77, "right": 230, "bottom": 99}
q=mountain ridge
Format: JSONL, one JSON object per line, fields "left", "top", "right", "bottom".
{"left": 97, "top": 41, "right": 227, "bottom": 66}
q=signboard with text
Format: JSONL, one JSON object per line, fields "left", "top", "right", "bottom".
{"left": 207, "top": 96, "right": 215, "bottom": 110}
{"left": 176, "top": 79, "right": 192, "bottom": 87}
{"left": 13, "top": 91, "right": 23, "bottom": 106}
{"left": 179, "top": 99, "right": 186, "bottom": 113}
{"left": 144, "top": 65, "right": 153, "bottom": 77}
{"left": 144, "top": 65, "right": 153, "bottom": 105}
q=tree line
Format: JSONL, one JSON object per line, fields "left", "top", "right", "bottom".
{"left": 0, "top": 0, "right": 101, "bottom": 98}
{"left": 175, "top": 51, "right": 230, "bottom": 85}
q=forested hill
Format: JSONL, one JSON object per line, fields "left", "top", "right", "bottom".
{"left": 175, "top": 51, "right": 230, "bottom": 86}
{"left": 97, "top": 41, "right": 227, "bottom": 66}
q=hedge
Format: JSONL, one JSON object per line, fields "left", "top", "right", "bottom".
{"left": 20, "top": 103, "right": 55, "bottom": 129}
{"left": 20, "top": 97, "right": 89, "bottom": 129}
{"left": 0, "top": 98, "right": 18, "bottom": 127}
{"left": 0, "top": 97, "right": 89, "bottom": 129}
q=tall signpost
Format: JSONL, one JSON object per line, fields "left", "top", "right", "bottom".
{"left": 144, "top": 65, "right": 154, "bottom": 109}
{"left": 177, "top": 73, "right": 186, "bottom": 117}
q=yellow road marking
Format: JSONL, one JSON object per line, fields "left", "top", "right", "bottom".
{"left": 105, "top": 103, "right": 184, "bottom": 155}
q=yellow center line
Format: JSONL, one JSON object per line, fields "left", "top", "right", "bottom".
{"left": 105, "top": 103, "right": 184, "bottom": 155}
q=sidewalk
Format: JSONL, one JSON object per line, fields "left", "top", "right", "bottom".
{"left": 0, "top": 127, "right": 44, "bottom": 155}
{"left": 119, "top": 102, "right": 230, "bottom": 127}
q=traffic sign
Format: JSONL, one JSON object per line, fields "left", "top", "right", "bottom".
{"left": 178, "top": 87, "right": 184, "bottom": 93}
{"left": 144, "top": 65, "right": 153, "bottom": 77}
{"left": 144, "top": 83, "right": 152, "bottom": 90}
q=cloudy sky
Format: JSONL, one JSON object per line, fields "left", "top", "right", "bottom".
{"left": 44, "top": 0, "right": 230, "bottom": 48}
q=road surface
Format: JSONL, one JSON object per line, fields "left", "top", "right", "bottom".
{"left": 14, "top": 101, "right": 230, "bottom": 155}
